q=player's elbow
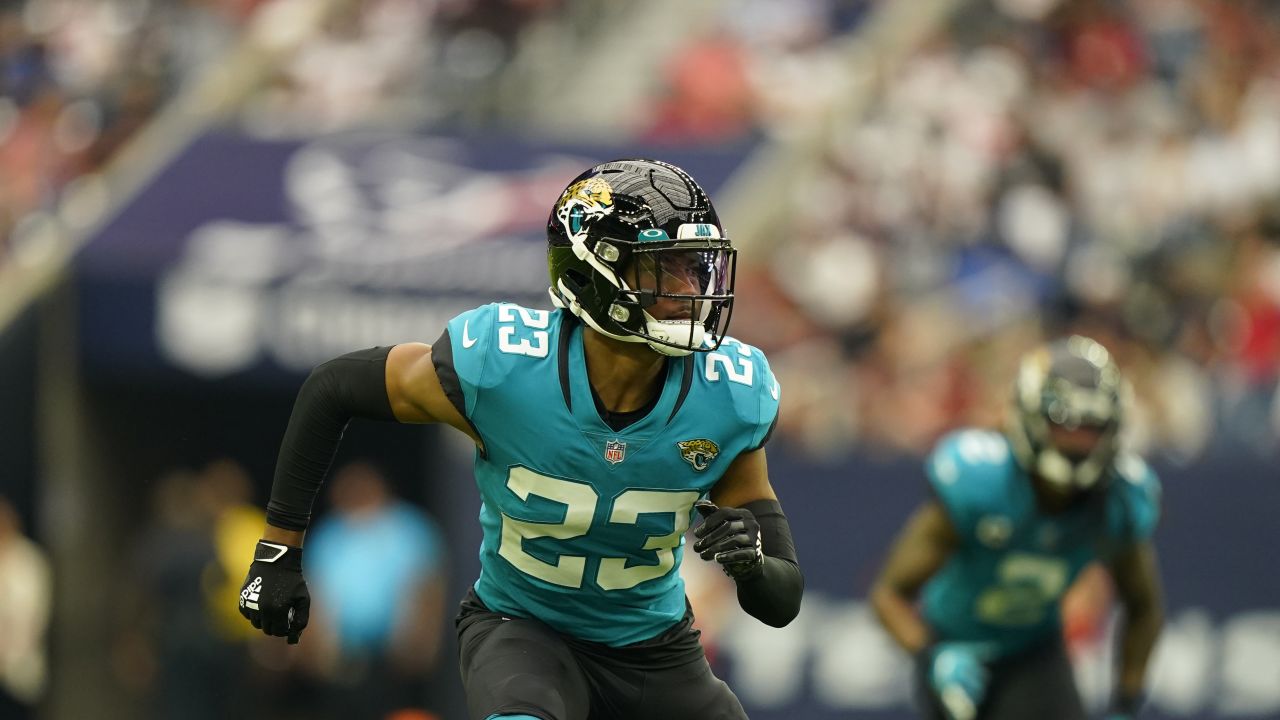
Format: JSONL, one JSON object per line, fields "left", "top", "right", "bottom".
{"left": 772, "top": 597, "right": 803, "bottom": 628}
{"left": 868, "top": 582, "right": 894, "bottom": 623}
{"left": 870, "top": 578, "right": 913, "bottom": 612}
{"left": 750, "top": 593, "right": 802, "bottom": 628}
{"left": 1118, "top": 576, "right": 1164, "bottom": 625}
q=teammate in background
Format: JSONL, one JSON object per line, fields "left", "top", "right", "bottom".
{"left": 870, "top": 336, "right": 1164, "bottom": 720}
{"left": 238, "top": 159, "right": 803, "bottom": 720}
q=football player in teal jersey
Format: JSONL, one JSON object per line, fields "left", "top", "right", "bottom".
{"left": 870, "top": 337, "right": 1164, "bottom": 720}
{"left": 237, "top": 159, "right": 803, "bottom": 720}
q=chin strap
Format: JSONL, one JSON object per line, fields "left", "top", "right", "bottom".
{"left": 550, "top": 283, "right": 701, "bottom": 356}
{"left": 641, "top": 315, "right": 701, "bottom": 357}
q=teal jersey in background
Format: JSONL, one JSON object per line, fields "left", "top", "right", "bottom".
{"left": 920, "top": 429, "right": 1161, "bottom": 658}
{"left": 436, "top": 303, "right": 779, "bottom": 646}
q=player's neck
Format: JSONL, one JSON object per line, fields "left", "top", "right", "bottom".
{"left": 1030, "top": 475, "right": 1084, "bottom": 515}
{"left": 581, "top": 328, "right": 668, "bottom": 413}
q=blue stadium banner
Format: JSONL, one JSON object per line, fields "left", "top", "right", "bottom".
{"left": 75, "top": 131, "right": 751, "bottom": 383}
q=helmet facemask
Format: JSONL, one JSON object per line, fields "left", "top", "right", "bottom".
{"left": 550, "top": 227, "right": 736, "bottom": 356}
{"left": 546, "top": 159, "right": 736, "bottom": 356}
{"left": 1005, "top": 336, "right": 1127, "bottom": 494}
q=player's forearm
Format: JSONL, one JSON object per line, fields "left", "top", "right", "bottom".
{"left": 870, "top": 583, "right": 930, "bottom": 655}
{"left": 265, "top": 347, "right": 397, "bottom": 532}
{"left": 734, "top": 499, "right": 803, "bottom": 627}
{"left": 735, "top": 555, "right": 803, "bottom": 627}
{"left": 1116, "top": 599, "right": 1164, "bottom": 700}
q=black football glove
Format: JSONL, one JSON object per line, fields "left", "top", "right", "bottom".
{"left": 692, "top": 500, "right": 764, "bottom": 580}
{"left": 238, "top": 540, "right": 310, "bottom": 644}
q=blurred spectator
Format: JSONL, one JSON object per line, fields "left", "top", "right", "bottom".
{"left": 199, "top": 458, "right": 268, "bottom": 643}
{"left": 243, "top": 0, "right": 435, "bottom": 135}
{"left": 302, "top": 461, "right": 447, "bottom": 720}
{"left": 0, "top": 496, "right": 51, "bottom": 720}
{"left": 241, "top": 0, "right": 568, "bottom": 136}
{"left": 115, "top": 461, "right": 268, "bottom": 720}
{"left": 638, "top": 0, "right": 876, "bottom": 144}
{"left": 643, "top": 33, "right": 754, "bottom": 144}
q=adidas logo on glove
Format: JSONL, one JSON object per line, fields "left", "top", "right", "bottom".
{"left": 240, "top": 576, "right": 263, "bottom": 610}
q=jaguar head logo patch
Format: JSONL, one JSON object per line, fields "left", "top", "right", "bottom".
{"left": 555, "top": 176, "right": 614, "bottom": 240}
{"left": 677, "top": 439, "right": 720, "bottom": 472}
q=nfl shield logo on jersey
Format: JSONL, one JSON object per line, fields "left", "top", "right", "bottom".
{"left": 604, "top": 439, "right": 627, "bottom": 464}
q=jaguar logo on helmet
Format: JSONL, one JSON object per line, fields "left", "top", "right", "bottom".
{"left": 555, "top": 177, "right": 614, "bottom": 240}
{"left": 677, "top": 439, "right": 720, "bottom": 471}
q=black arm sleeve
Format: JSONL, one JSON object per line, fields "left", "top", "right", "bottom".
{"left": 734, "top": 499, "right": 804, "bottom": 628}
{"left": 265, "top": 347, "right": 397, "bottom": 530}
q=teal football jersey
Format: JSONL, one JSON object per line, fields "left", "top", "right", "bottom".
{"left": 920, "top": 429, "right": 1161, "bottom": 657}
{"left": 437, "top": 303, "right": 779, "bottom": 646}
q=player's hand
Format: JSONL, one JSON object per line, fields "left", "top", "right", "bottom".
{"left": 692, "top": 500, "right": 764, "bottom": 580}
{"left": 238, "top": 540, "right": 310, "bottom": 644}
{"left": 925, "top": 642, "right": 995, "bottom": 720}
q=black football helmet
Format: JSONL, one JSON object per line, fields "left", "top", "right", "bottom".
{"left": 546, "top": 158, "right": 735, "bottom": 356}
{"left": 1005, "top": 336, "right": 1128, "bottom": 493}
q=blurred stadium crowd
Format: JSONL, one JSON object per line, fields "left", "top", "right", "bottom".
{"left": 0, "top": 0, "right": 260, "bottom": 255}
{"left": 0, "top": 0, "right": 875, "bottom": 260}
{"left": 738, "top": 0, "right": 1280, "bottom": 463}
{"left": 0, "top": 0, "right": 567, "bottom": 258}
{"left": 5, "top": 0, "right": 1279, "bottom": 464}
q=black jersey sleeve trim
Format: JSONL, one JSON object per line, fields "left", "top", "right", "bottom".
{"left": 665, "top": 354, "right": 695, "bottom": 424}
{"left": 432, "top": 327, "right": 467, "bottom": 419}
{"left": 557, "top": 313, "right": 575, "bottom": 413}
{"left": 431, "top": 327, "right": 487, "bottom": 459}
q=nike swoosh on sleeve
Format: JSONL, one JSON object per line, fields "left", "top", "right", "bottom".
{"left": 462, "top": 320, "right": 478, "bottom": 349}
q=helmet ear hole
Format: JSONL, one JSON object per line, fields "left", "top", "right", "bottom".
{"left": 563, "top": 268, "right": 590, "bottom": 292}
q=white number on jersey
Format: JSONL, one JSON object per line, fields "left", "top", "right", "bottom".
{"left": 975, "top": 552, "right": 1069, "bottom": 625}
{"left": 497, "top": 467, "right": 700, "bottom": 591}
{"left": 496, "top": 304, "right": 551, "bottom": 358}
{"left": 706, "top": 338, "right": 754, "bottom": 386}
